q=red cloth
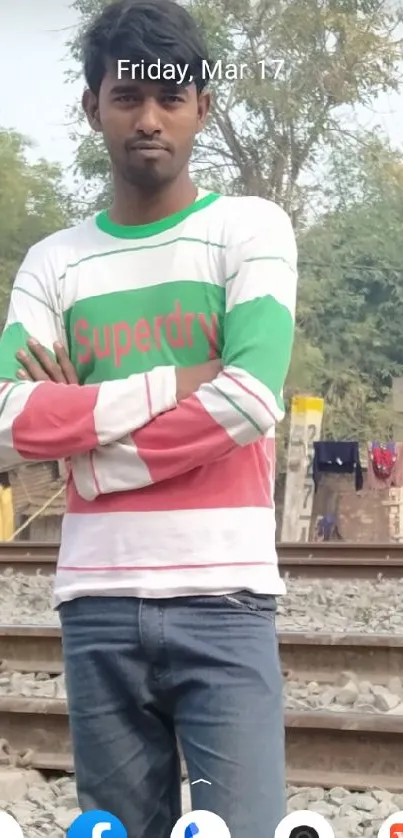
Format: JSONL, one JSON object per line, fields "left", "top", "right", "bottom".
{"left": 367, "top": 442, "right": 403, "bottom": 489}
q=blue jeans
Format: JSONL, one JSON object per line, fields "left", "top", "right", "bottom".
{"left": 59, "top": 593, "right": 285, "bottom": 838}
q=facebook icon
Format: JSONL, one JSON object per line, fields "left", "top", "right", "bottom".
{"left": 67, "top": 810, "right": 127, "bottom": 838}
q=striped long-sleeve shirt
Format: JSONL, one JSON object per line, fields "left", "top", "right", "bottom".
{"left": 0, "top": 189, "right": 297, "bottom": 606}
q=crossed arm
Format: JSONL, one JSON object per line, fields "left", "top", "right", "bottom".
{"left": 0, "top": 327, "right": 220, "bottom": 469}
{"left": 0, "top": 201, "right": 298, "bottom": 498}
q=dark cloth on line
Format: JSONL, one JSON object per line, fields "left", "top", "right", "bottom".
{"left": 313, "top": 441, "right": 363, "bottom": 491}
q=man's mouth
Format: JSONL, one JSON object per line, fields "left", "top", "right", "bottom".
{"left": 129, "top": 142, "right": 169, "bottom": 154}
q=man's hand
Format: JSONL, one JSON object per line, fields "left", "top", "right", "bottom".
{"left": 16, "top": 339, "right": 78, "bottom": 383}
{"left": 16, "top": 338, "right": 220, "bottom": 396}
{"left": 176, "top": 359, "right": 222, "bottom": 401}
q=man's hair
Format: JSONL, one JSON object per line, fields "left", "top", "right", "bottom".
{"left": 82, "top": 0, "right": 209, "bottom": 95}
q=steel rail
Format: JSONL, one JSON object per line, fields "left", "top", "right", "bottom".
{"left": 1, "top": 541, "right": 403, "bottom": 578}
{"left": 0, "top": 697, "right": 402, "bottom": 790}
{"left": 1, "top": 626, "right": 403, "bottom": 684}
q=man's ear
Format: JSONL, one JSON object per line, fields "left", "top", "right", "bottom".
{"left": 82, "top": 88, "right": 102, "bottom": 133}
{"left": 196, "top": 89, "right": 211, "bottom": 132}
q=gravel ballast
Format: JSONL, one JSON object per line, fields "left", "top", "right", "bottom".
{"left": 2, "top": 670, "right": 403, "bottom": 715}
{"left": 277, "top": 575, "right": 403, "bottom": 633}
{"left": 1, "top": 570, "right": 403, "bottom": 835}
{"left": 1, "top": 570, "right": 403, "bottom": 632}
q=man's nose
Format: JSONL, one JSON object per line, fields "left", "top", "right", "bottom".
{"left": 134, "top": 100, "right": 162, "bottom": 135}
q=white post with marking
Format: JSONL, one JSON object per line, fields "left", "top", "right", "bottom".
{"left": 280, "top": 395, "right": 324, "bottom": 542}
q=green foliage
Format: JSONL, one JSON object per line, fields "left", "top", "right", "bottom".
{"left": 68, "top": 0, "right": 403, "bottom": 216}
{"left": 0, "top": 130, "right": 74, "bottom": 323}
{"left": 296, "top": 134, "right": 403, "bottom": 441}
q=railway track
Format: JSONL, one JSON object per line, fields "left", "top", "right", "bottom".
{"left": 1, "top": 624, "right": 403, "bottom": 790}
{"left": 1, "top": 541, "right": 403, "bottom": 789}
{"left": 2, "top": 540, "right": 403, "bottom": 578}
{"left": 1, "top": 625, "right": 403, "bottom": 684}
{"left": 1, "top": 696, "right": 402, "bottom": 791}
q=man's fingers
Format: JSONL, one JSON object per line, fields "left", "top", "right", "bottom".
{"left": 26, "top": 339, "right": 66, "bottom": 383}
{"left": 54, "top": 342, "right": 79, "bottom": 384}
{"left": 16, "top": 340, "right": 78, "bottom": 385}
{"left": 15, "top": 350, "right": 51, "bottom": 381}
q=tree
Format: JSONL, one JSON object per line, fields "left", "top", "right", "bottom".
{"left": 0, "top": 130, "right": 74, "bottom": 322}
{"left": 296, "top": 134, "right": 403, "bottom": 441}
{"left": 68, "top": 0, "right": 403, "bottom": 218}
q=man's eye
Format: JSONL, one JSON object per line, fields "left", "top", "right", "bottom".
{"left": 163, "top": 94, "right": 183, "bottom": 103}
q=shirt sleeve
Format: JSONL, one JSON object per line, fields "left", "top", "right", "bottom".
{"left": 71, "top": 199, "right": 298, "bottom": 499}
{"left": 0, "top": 248, "right": 177, "bottom": 470}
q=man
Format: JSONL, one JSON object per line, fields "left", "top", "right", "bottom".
{"left": 0, "top": 1, "right": 298, "bottom": 836}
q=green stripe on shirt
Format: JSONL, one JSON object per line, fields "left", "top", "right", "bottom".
{"left": 223, "top": 295, "right": 294, "bottom": 407}
{"left": 212, "top": 383, "right": 265, "bottom": 434}
{"left": 0, "top": 322, "right": 56, "bottom": 382}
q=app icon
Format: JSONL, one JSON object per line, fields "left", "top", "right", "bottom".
{"left": 275, "top": 809, "right": 335, "bottom": 838}
{"left": 377, "top": 811, "right": 403, "bottom": 838}
{"left": 170, "top": 809, "right": 231, "bottom": 837}
{"left": 0, "top": 811, "right": 24, "bottom": 838}
{"left": 67, "top": 810, "right": 127, "bottom": 838}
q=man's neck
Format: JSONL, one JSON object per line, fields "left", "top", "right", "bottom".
{"left": 108, "top": 174, "right": 198, "bottom": 226}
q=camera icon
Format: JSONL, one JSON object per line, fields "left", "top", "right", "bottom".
{"left": 275, "top": 810, "right": 335, "bottom": 838}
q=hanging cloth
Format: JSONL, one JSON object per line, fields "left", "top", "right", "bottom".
{"left": 313, "top": 441, "right": 363, "bottom": 492}
{"left": 367, "top": 442, "right": 403, "bottom": 489}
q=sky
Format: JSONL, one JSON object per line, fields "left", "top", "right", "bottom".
{"left": 1, "top": 1, "right": 83, "bottom": 184}
{"left": 1, "top": 0, "right": 403, "bottom": 193}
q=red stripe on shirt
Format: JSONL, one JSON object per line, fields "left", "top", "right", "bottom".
{"left": 67, "top": 439, "right": 275, "bottom": 514}
{"left": 133, "top": 392, "right": 236, "bottom": 484}
{"left": 89, "top": 451, "right": 102, "bottom": 496}
{"left": 145, "top": 372, "right": 152, "bottom": 418}
{"left": 12, "top": 382, "right": 99, "bottom": 459}
{"left": 0, "top": 382, "right": 11, "bottom": 397}
{"left": 221, "top": 370, "right": 276, "bottom": 421}
{"left": 58, "top": 560, "right": 270, "bottom": 571}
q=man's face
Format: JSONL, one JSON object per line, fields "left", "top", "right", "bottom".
{"left": 84, "top": 64, "right": 210, "bottom": 189}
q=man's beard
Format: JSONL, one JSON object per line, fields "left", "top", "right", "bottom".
{"left": 119, "top": 159, "right": 171, "bottom": 189}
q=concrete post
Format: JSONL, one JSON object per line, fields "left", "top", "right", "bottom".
{"left": 280, "top": 395, "right": 324, "bottom": 542}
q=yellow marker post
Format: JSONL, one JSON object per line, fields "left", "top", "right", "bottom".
{"left": 280, "top": 395, "right": 324, "bottom": 542}
{"left": 0, "top": 486, "right": 14, "bottom": 541}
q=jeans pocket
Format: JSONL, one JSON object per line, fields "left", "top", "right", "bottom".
{"left": 223, "top": 591, "right": 277, "bottom": 620}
